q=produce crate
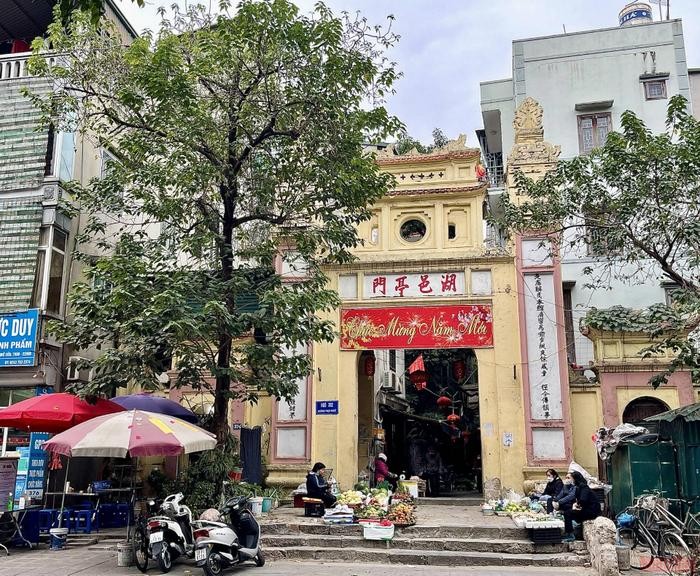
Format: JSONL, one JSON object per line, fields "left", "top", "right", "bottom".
{"left": 528, "top": 527, "right": 562, "bottom": 544}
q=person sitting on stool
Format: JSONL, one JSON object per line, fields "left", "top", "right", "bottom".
{"left": 562, "top": 471, "right": 601, "bottom": 542}
{"left": 306, "top": 462, "right": 337, "bottom": 508}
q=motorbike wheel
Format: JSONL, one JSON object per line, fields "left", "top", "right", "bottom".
{"left": 132, "top": 524, "right": 149, "bottom": 573}
{"left": 203, "top": 550, "right": 225, "bottom": 576}
{"left": 157, "top": 545, "right": 173, "bottom": 573}
{"left": 254, "top": 550, "right": 265, "bottom": 567}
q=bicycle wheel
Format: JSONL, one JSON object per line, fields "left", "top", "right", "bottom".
{"left": 619, "top": 527, "right": 654, "bottom": 570}
{"left": 661, "top": 531, "right": 690, "bottom": 573}
{"left": 132, "top": 523, "right": 149, "bottom": 573}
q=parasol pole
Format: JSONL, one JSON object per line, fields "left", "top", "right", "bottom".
{"left": 58, "top": 456, "right": 70, "bottom": 528}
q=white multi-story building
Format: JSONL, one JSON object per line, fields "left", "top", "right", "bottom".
{"left": 478, "top": 4, "right": 691, "bottom": 367}
{"left": 0, "top": 0, "right": 136, "bottom": 455}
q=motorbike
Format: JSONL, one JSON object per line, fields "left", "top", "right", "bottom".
{"left": 135, "top": 493, "right": 203, "bottom": 573}
{"left": 194, "top": 496, "right": 265, "bottom": 576}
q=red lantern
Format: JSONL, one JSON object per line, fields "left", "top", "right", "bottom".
{"left": 446, "top": 413, "right": 460, "bottom": 424}
{"left": 437, "top": 395, "right": 452, "bottom": 408}
{"left": 364, "top": 355, "right": 376, "bottom": 377}
{"left": 452, "top": 359, "right": 466, "bottom": 381}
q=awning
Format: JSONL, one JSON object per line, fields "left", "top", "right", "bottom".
{"left": 645, "top": 403, "right": 700, "bottom": 423}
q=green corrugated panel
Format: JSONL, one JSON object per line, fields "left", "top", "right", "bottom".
{"left": 0, "top": 77, "right": 51, "bottom": 192}
{"left": 0, "top": 198, "right": 43, "bottom": 314}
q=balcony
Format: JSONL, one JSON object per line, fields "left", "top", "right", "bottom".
{"left": 0, "top": 53, "right": 31, "bottom": 80}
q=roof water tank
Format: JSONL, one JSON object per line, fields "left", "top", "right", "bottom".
{"left": 619, "top": 2, "right": 653, "bottom": 26}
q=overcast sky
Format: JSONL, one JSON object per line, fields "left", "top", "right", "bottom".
{"left": 116, "top": 0, "right": 700, "bottom": 145}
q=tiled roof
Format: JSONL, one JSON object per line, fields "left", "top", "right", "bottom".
{"left": 376, "top": 149, "right": 481, "bottom": 166}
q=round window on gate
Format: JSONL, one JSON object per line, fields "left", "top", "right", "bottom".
{"left": 399, "top": 219, "right": 427, "bottom": 243}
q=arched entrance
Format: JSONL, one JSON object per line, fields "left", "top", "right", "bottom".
{"left": 622, "top": 396, "right": 670, "bottom": 424}
{"left": 357, "top": 347, "right": 481, "bottom": 496}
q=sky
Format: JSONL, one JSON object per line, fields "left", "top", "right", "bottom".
{"left": 116, "top": 0, "right": 700, "bottom": 146}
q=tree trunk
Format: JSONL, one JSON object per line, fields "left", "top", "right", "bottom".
{"left": 213, "top": 187, "right": 236, "bottom": 445}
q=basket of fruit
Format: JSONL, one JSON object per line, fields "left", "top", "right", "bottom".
{"left": 387, "top": 502, "right": 416, "bottom": 527}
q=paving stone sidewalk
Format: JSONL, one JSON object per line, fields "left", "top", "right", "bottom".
{"left": 0, "top": 546, "right": 596, "bottom": 576}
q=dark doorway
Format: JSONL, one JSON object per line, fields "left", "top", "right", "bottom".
{"left": 622, "top": 397, "right": 670, "bottom": 425}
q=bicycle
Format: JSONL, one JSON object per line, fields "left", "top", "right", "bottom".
{"left": 131, "top": 496, "right": 161, "bottom": 573}
{"left": 617, "top": 493, "right": 690, "bottom": 571}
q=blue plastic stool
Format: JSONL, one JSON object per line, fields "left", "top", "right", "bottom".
{"left": 72, "top": 509, "right": 93, "bottom": 533}
{"left": 99, "top": 503, "right": 117, "bottom": 528}
{"left": 58, "top": 509, "right": 74, "bottom": 533}
{"left": 39, "top": 509, "right": 56, "bottom": 534}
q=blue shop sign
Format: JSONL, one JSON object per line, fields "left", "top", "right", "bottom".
{"left": 316, "top": 400, "right": 339, "bottom": 415}
{"left": 0, "top": 309, "right": 39, "bottom": 367}
{"left": 24, "top": 432, "right": 49, "bottom": 499}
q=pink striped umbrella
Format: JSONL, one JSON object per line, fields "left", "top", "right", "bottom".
{"left": 42, "top": 409, "right": 216, "bottom": 458}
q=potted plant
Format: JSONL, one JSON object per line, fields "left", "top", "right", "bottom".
{"left": 262, "top": 487, "right": 279, "bottom": 512}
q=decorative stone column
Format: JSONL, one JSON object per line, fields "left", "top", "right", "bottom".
{"left": 507, "top": 98, "right": 573, "bottom": 470}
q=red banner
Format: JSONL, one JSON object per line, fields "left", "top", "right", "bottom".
{"left": 340, "top": 305, "right": 493, "bottom": 350}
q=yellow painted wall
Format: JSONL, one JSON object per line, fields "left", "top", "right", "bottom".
{"left": 248, "top": 139, "right": 530, "bottom": 491}
{"left": 616, "top": 388, "right": 679, "bottom": 422}
{"left": 570, "top": 389, "right": 603, "bottom": 476}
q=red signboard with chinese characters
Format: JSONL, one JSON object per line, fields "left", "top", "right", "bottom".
{"left": 340, "top": 305, "right": 493, "bottom": 350}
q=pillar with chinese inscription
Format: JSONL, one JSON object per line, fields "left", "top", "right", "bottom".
{"left": 507, "top": 97, "right": 573, "bottom": 474}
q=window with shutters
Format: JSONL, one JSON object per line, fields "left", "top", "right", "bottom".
{"left": 644, "top": 80, "right": 667, "bottom": 100}
{"left": 577, "top": 113, "right": 612, "bottom": 154}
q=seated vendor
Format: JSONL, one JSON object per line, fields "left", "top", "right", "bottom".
{"left": 562, "top": 471, "right": 601, "bottom": 542}
{"left": 552, "top": 473, "right": 576, "bottom": 513}
{"left": 533, "top": 469, "right": 563, "bottom": 513}
{"left": 306, "top": 462, "right": 337, "bottom": 508}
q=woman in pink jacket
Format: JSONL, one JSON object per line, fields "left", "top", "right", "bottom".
{"left": 374, "top": 453, "right": 398, "bottom": 491}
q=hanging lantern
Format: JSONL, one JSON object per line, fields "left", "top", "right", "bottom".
{"left": 446, "top": 413, "right": 460, "bottom": 424}
{"left": 452, "top": 359, "right": 466, "bottom": 381}
{"left": 364, "top": 354, "right": 376, "bottom": 377}
{"left": 437, "top": 395, "right": 452, "bottom": 408}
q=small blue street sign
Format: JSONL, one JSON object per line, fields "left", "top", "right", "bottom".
{"left": 316, "top": 400, "right": 339, "bottom": 415}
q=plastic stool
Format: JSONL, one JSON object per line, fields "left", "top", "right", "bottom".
{"left": 99, "top": 503, "right": 117, "bottom": 528}
{"left": 57, "top": 509, "right": 74, "bottom": 533}
{"left": 73, "top": 509, "right": 93, "bottom": 533}
{"left": 39, "top": 509, "right": 56, "bottom": 534}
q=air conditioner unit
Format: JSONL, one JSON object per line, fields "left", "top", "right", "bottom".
{"left": 66, "top": 356, "right": 92, "bottom": 382}
{"left": 380, "top": 371, "right": 403, "bottom": 394}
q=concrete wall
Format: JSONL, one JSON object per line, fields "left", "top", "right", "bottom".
{"left": 481, "top": 19, "right": 690, "bottom": 367}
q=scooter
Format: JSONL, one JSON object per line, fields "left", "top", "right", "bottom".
{"left": 194, "top": 496, "right": 265, "bottom": 575}
{"left": 143, "top": 493, "right": 202, "bottom": 573}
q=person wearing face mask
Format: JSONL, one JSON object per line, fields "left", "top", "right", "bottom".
{"left": 562, "top": 470, "right": 601, "bottom": 542}
{"left": 538, "top": 469, "right": 563, "bottom": 513}
{"left": 552, "top": 473, "right": 576, "bottom": 514}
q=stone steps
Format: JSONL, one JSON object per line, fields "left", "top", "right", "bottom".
{"left": 262, "top": 546, "right": 588, "bottom": 567}
{"left": 263, "top": 533, "right": 586, "bottom": 555}
{"left": 262, "top": 522, "right": 530, "bottom": 540}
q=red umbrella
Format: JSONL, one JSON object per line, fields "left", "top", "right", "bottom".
{"left": 0, "top": 393, "right": 125, "bottom": 433}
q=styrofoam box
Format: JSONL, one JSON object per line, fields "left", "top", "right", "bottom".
{"left": 525, "top": 519, "right": 564, "bottom": 529}
{"left": 362, "top": 523, "right": 395, "bottom": 540}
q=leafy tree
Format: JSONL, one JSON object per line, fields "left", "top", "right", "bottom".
{"left": 30, "top": 1, "right": 400, "bottom": 441}
{"left": 393, "top": 127, "right": 449, "bottom": 155}
{"left": 60, "top": 0, "right": 144, "bottom": 25}
{"left": 495, "top": 95, "right": 700, "bottom": 386}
